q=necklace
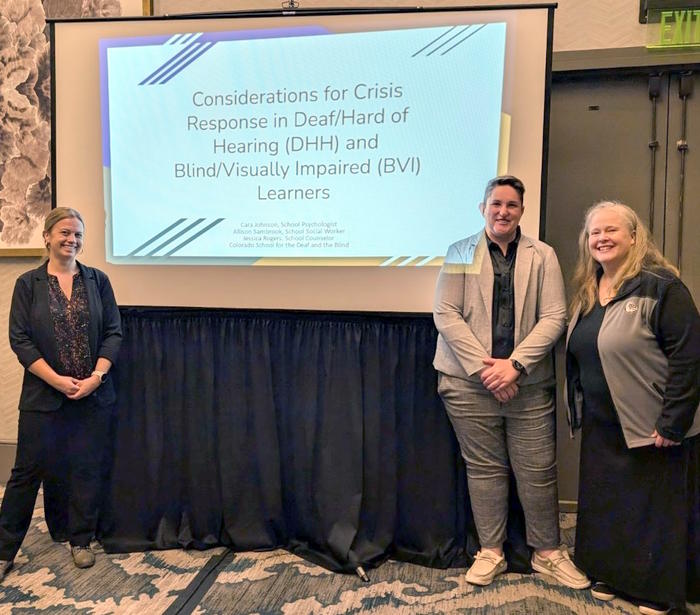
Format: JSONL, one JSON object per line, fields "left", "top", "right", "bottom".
{"left": 598, "top": 277, "right": 616, "bottom": 305}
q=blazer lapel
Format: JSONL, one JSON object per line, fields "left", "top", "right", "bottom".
{"left": 33, "top": 262, "right": 58, "bottom": 368}
{"left": 513, "top": 237, "right": 533, "bottom": 341}
{"left": 78, "top": 261, "right": 100, "bottom": 360}
{"left": 477, "top": 235, "right": 494, "bottom": 325}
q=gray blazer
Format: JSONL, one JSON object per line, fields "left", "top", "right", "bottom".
{"left": 433, "top": 230, "right": 566, "bottom": 386}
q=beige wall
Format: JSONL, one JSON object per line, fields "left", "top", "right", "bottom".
{"left": 0, "top": 0, "right": 657, "bottom": 443}
{"left": 0, "top": 260, "right": 42, "bottom": 443}
{"left": 154, "top": 0, "right": 649, "bottom": 51}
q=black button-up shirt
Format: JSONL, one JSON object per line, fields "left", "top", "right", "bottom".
{"left": 486, "top": 227, "right": 520, "bottom": 359}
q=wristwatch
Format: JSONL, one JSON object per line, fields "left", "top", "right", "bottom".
{"left": 511, "top": 360, "right": 527, "bottom": 375}
{"left": 91, "top": 370, "right": 108, "bottom": 384}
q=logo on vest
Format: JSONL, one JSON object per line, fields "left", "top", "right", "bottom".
{"left": 625, "top": 301, "right": 638, "bottom": 313}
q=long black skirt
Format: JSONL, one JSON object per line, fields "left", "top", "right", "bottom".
{"left": 574, "top": 409, "right": 699, "bottom": 607}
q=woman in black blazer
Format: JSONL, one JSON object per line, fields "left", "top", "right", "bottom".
{"left": 0, "top": 207, "right": 121, "bottom": 577}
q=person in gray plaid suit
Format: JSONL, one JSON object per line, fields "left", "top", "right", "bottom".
{"left": 433, "top": 175, "right": 588, "bottom": 589}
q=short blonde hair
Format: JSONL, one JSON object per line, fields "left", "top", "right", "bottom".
{"left": 570, "top": 201, "right": 677, "bottom": 315}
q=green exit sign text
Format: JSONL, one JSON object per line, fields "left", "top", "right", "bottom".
{"left": 647, "top": 8, "right": 700, "bottom": 47}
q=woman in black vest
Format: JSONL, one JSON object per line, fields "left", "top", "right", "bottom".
{"left": 566, "top": 201, "right": 699, "bottom": 615}
{"left": 0, "top": 207, "right": 122, "bottom": 577}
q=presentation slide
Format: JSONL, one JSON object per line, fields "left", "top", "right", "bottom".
{"left": 101, "top": 22, "right": 506, "bottom": 265}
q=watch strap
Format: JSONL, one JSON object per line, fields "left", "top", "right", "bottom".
{"left": 511, "top": 360, "right": 527, "bottom": 375}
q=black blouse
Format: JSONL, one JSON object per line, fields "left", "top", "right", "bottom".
{"left": 568, "top": 300, "right": 619, "bottom": 426}
{"left": 48, "top": 272, "right": 93, "bottom": 379}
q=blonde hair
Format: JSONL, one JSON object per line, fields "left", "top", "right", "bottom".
{"left": 570, "top": 201, "right": 677, "bottom": 316}
{"left": 43, "top": 207, "right": 84, "bottom": 250}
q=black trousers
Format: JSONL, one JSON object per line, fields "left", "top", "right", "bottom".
{"left": 0, "top": 397, "right": 110, "bottom": 561}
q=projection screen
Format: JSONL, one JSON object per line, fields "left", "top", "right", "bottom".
{"left": 50, "top": 5, "right": 554, "bottom": 310}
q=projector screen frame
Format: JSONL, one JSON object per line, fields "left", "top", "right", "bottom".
{"left": 47, "top": 4, "right": 556, "bottom": 311}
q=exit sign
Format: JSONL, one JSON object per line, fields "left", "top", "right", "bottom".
{"left": 646, "top": 8, "right": 700, "bottom": 47}
{"left": 640, "top": 0, "right": 700, "bottom": 22}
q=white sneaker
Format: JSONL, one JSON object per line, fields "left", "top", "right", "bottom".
{"left": 637, "top": 601, "right": 670, "bottom": 615}
{"left": 465, "top": 550, "right": 507, "bottom": 586}
{"left": 531, "top": 548, "right": 590, "bottom": 589}
{"left": 591, "top": 582, "right": 615, "bottom": 601}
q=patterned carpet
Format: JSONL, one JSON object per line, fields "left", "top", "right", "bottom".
{"left": 0, "top": 491, "right": 697, "bottom": 614}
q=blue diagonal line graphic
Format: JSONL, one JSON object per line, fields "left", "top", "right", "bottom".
{"left": 147, "top": 219, "right": 207, "bottom": 256}
{"left": 147, "top": 43, "right": 204, "bottom": 84}
{"left": 159, "top": 42, "right": 216, "bottom": 84}
{"left": 178, "top": 32, "right": 200, "bottom": 45}
{"left": 139, "top": 41, "right": 201, "bottom": 85}
{"left": 441, "top": 24, "right": 486, "bottom": 55}
{"left": 163, "top": 218, "right": 225, "bottom": 256}
{"left": 168, "top": 33, "right": 185, "bottom": 45}
{"left": 411, "top": 26, "right": 458, "bottom": 57}
{"left": 128, "top": 218, "right": 187, "bottom": 256}
{"left": 146, "top": 42, "right": 207, "bottom": 85}
{"left": 426, "top": 26, "right": 470, "bottom": 57}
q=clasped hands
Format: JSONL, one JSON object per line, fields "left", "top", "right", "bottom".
{"left": 53, "top": 374, "right": 101, "bottom": 400}
{"left": 650, "top": 429, "right": 680, "bottom": 448}
{"left": 480, "top": 357, "right": 521, "bottom": 403}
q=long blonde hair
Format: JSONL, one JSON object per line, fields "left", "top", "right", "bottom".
{"left": 570, "top": 201, "right": 677, "bottom": 316}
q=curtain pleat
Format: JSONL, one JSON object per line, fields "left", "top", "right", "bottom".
{"left": 89, "top": 307, "right": 532, "bottom": 572}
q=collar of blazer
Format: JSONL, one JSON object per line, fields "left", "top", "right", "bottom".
{"left": 475, "top": 229, "right": 534, "bottom": 331}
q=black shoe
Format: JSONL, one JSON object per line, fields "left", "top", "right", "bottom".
{"left": 71, "top": 546, "right": 95, "bottom": 569}
{"left": 590, "top": 582, "right": 615, "bottom": 601}
{"left": 0, "top": 560, "right": 13, "bottom": 582}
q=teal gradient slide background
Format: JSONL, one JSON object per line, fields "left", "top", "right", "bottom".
{"left": 103, "top": 23, "right": 506, "bottom": 264}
